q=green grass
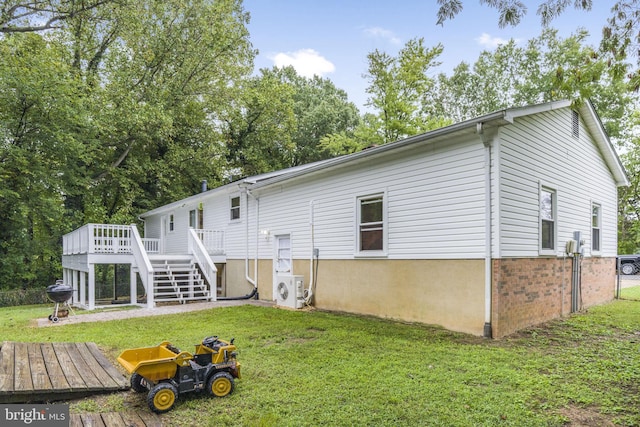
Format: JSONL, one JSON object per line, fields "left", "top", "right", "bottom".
{"left": 2, "top": 301, "right": 640, "bottom": 426}
{"left": 620, "top": 284, "right": 640, "bottom": 300}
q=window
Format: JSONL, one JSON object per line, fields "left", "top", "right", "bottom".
{"left": 189, "top": 207, "right": 204, "bottom": 229}
{"left": 540, "top": 188, "right": 556, "bottom": 252}
{"left": 230, "top": 196, "right": 240, "bottom": 221}
{"left": 168, "top": 214, "right": 175, "bottom": 233}
{"left": 276, "top": 235, "right": 291, "bottom": 273}
{"left": 358, "top": 194, "right": 384, "bottom": 253}
{"left": 592, "top": 203, "right": 601, "bottom": 252}
{"left": 572, "top": 110, "right": 579, "bottom": 138}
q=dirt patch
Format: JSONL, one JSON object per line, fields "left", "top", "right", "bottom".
{"left": 557, "top": 405, "right": 614, "bottom": 427}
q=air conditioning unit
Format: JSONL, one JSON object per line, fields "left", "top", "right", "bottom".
{"left": 275, "top": 275, "right": 304, "bottom": 309}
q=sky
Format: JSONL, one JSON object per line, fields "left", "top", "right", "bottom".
{"left": 242, "top": 0, "right": 616, "bottom": 112}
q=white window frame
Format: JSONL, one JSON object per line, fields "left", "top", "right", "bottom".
{"left": 189, "top": 209, "right": 197, "bottom": 229}
{"left": 355, "top": 192, "right": 387, "bottom": 257}
{"left": 275, "top": 234, "right": 292, "bottom": 273}
{"left": 168, "top": 213, "right": 175, "bottom": 233}
{"left": 592, "top": 202, "right": 601, "bottom": 254}
{"left": 539, "top": 185, "right": 557, "bottom": 256}
{"left": 230, "top": 195, "right": 241, "bottom": 222}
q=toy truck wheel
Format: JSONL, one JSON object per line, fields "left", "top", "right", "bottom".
{"left": 130, "top": 373, "right": 147, "bottom": 393}
{"left": 147, "top": 382, "right": 178, "bottom": 413}
{"left": 207, "top": 372, "right": 235, "bottom": 397}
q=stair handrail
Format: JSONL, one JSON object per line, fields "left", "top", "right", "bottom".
{"left": 130, "top": 224, "right": 155, "bottom": 308}
{"left": 188, "top": 228, "right": 217, "bottom": 301}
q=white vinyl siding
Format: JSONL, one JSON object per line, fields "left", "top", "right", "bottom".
{"left": 499, "top": 109, "right": 618, "bottom": 257}
{"left": 251, "top": 136, "right": 487, "bottom": 261}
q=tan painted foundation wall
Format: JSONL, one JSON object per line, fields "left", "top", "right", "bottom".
{"left": 225, "top": 258, "right": 487, "bottom": 336}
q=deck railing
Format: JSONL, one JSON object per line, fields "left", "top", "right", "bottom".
{"left": 130, "top": 225, "right": 154, "bottom": 308}
{"left": 63, "top": 224, "right": 133, "bottom": 255}
{"left": 142, "top": 238, "right": 161, "bottom": 253}
{"left": 188, "top": 228, "right": 217, "bottom": 301}
{"left": 195, "top": 229, "right": 225, "bottom": 255}
{"left": 63, "top": 224, "right": 224, "bottom": 256}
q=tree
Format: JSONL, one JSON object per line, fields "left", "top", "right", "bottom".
{"left": 0, "top": 0, "right": 255, "bottom": 289}
{"left": 436, "top": 1, "right": 640, "bottom": 91}
{"left": 220, "top": 68, "right": 297, "bottom": 178}
{"left": 425, "top": 29, "right": 632, "bottom": 140}
{"left": 435, "top": 1, "right": 595, "bottom": 28}
{"left": 0, "top": 0, "right": 119, "bottom": 33}
{"left": 0, "top": 33, "right": 86, "bottom": 288}
{"left": 320, "top": 38, "right": 451, "bottom": 156}
{"left": 271, "top": 67, "right": 360, "bottom": 166}
{"left": 220, "top": 66, "right": 360, "bottom": 177}
{"left": 364, "top": 38, "right": 446, "bottom": 144}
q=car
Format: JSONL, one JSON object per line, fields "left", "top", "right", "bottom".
{"left": 618, "top": 254, "right": 640, "bottom": 275}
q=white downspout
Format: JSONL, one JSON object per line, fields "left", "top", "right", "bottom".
{"left": 245, "top": 188, "right": 258, "bottom": 288}
{"left": 305, "top": 200, "right": 315, "bottom": 304}
{"left": 478, "top": 122, "right": 493, "bottom": 338}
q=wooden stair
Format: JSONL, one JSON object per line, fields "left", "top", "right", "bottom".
{"left": 152, "top": 259, "right": 210, "bottom": 304}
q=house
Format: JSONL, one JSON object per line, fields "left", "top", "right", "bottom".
{"left": 61, "top": 100, "right": 628, "bottom": 338}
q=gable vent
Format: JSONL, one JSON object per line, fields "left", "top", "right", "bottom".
{"left": 572, "top": 110, "right": 579, "bottom": 138}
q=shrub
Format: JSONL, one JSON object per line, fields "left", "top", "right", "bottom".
{"left": 0, "top": 288, "right": 48, "bottom": 307}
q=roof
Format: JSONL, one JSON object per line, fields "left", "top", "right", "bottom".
{"left": 140, "top": 99, "right": 628, "bottom": 218}
{"left": 138, "top": 159, "right": 334, "bottom": 218}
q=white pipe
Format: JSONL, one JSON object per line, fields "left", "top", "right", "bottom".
{"left": 305, "top": 200, "right": 315, "bottom": 304}
{"left": 478, "top": 122, "right": 493, "bottom": 338}
{"left": 244, "top": 188, "right": 257, "bottom": 287}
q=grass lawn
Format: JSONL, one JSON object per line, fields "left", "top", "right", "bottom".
{"left": 1, "top": 300, "right": 639, "bottom": 426}
{"left": 621, "top": 284, "right": 640, "bottom": 301}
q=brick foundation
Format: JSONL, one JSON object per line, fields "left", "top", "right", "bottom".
{"left": 491, "top": 257, "right": 616, "bottom": 338}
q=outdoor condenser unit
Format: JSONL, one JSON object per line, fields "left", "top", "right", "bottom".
{"left": 275, "top": 275, "right": 304, "bottom": 309}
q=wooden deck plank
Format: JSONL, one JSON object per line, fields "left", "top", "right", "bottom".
{"left": 70, "top": 412, "right": 162, "bottom": 427}
{"left": 137, "top": 411, "right": 164, "bottom": 427}
{"left": 0, "top": 341, "right": 15, "bottom": 392}
{"left": 52, "top": 342, "right": 87, "bottom": 389}
{"left": 27, "top": 342, "right": 53, "bottom": 390}
{"left": 85, "top": 342, "right": 128, "bottom": 388}
{"left": 75, "top": 343, "right": 121, "bottom": 389}
{"left": 120, "top": 412, "right": 148, "bottom": 427}
{"left": 14, "top": 342, "right": 33, "bottom": 391}
{"left": 0, "top": 342, "right": 129, "bottom": 403}
{"left": 41, "top": 342, "right": 71, "bottom": 390}
{"left": 80, "top": 413, "right": 107, "bottom": 427}
{"left": 69, "top": 414, "right": 83, "bottom": 427}
{"left": 63, "top": 342, "right": 103, "bottom": 390}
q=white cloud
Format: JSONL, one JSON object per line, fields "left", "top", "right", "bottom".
{"left": 269, "top": 49, "right": 335, "bottom": 78}
{"left": 363, "top": 27, "right": 402, "bottom": 45}
{"left": 475, "top": 32, "right": 515, "bottom": 49}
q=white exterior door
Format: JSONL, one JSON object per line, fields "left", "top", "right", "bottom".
{"left": 273, "top": 234, "right": 292, "bottom": 298}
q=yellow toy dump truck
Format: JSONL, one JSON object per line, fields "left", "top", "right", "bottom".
{"left": 117, "top": 336, "right": 241, "bottom": 413}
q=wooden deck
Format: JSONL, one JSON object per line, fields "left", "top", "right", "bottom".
{"left": 70, "top": 412, "right": 162, "bottom": 427}
{"left": 0, "top": 341, "right": 129, "bottom": 403}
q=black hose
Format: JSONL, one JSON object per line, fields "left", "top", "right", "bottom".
{"left": 217, "top": 286, "right": 258, "bottom": 301}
